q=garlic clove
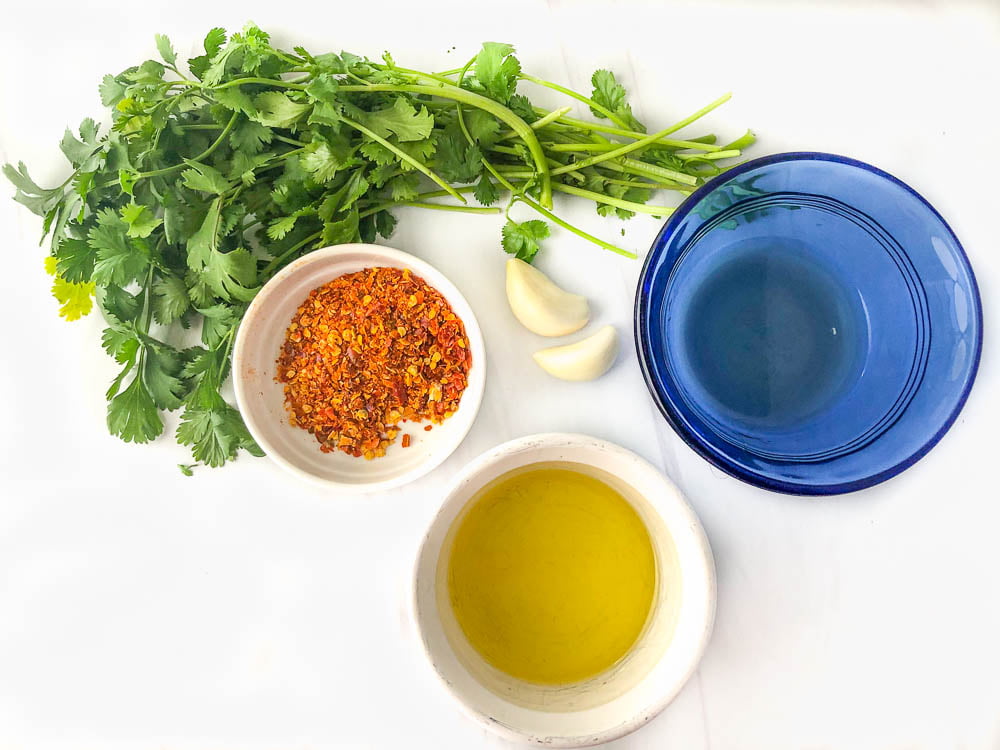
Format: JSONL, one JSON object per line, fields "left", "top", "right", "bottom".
{"left": 533, "top": 325, "right": 619, "bottom": 382}
{"left": 505, "top": 259, "right": 589, "bottom": 337}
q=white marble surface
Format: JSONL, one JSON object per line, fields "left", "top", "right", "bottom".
{"left": 1, "top": 1, "right": 998, "bottom": 748}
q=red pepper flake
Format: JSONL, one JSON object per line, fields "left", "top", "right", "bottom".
{"left": 276, "top": 267, "right": 471, "bottom": 459}
{"left": 424, "top": 425, "right": 433, "bottom": 432}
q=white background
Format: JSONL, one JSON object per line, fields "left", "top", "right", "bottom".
{"left": 1, "top": 1, "right": 998, "bottom": 748}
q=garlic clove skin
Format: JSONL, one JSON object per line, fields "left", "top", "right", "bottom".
{"left": 533, "top": 325, "right": 620, "bottom": 382}
{"left": 505, "top": 259, "right": 589, "bottom": 337}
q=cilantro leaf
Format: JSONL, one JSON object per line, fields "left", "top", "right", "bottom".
{"left": 253, "top": 92, "right": 310, "bottom": 128}
{"left": 501, "top": 219, "right": 550, "bottom": 263}
{"left": 99, "top": 75, "right": 127, "bottom": 107}
{"left": 51, "top": 276, "right": 95, "bottom": 320}
{"left": 197, "top": 304, "right": 240, "bottom": 348}
{"left": 107, "top": 373, "right": 163, "bottom": 444}
{"left": 201, "top": 247, "right": 259, "bottom": 302}
{"left": 155, "top": 34, "right": 177, "bottom": 65}
{"left": 102, "top": 326, "right": 140, "bottom": 364}
{"left": 151, "top": 274, "right": 190, "bottom": 324}
{"left": 474, "top": 43, "right": 521, "bottom": 104}
{"left": 59, "top": 119, "right": 103, "bottom": 170}
{"left": 143, "top": 341, "right": 187, "bottom": 410}
{"left": 182, "top": 161, "right": 232, "bottom": 194}
{"left": 177, "top": 401, "right": 262, "bottom": 467}
{"left": 388, "top": 172, "right": 420, "bottom": 202}
{"left": 318, "top": 171, "right": 369, "bottom": 219}
{"left": 89, "top": 208, "right": 150, "bottom": 287}
{"left": 473, "top": 175, "right": 499, "bottom": 206}
{"left": 364, "top": 97, "right": 434, "bottom": 142}
{"left": 435, "top": 130, "right": 482, "bottom": 183}
{"left": 120, "top": 201, "right": 163, "bottom": 238}
{"left": 54, "top": 237, "right": 96, "bottom": 283}
{"left": 229, "top": 120, "right": 273, "bottom": 153}
{"left": 301, "top": 136, "right": 356, "bottom": 183}
{"left": 3, "top": 161, "right": 62, "bottom": 217}
{"left": 321, "top": 208, "right": 360, "bottom": 245}
{"left": 590, "top": 70, "right": 645, "bottom": 133}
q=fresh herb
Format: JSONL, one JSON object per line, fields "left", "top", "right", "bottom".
{"left": 5, "top": 25, "right": 753, "bottom": 468}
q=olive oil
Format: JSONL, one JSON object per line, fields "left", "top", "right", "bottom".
{"left": 446, "top": 465, "right": 656, "bottom": 685}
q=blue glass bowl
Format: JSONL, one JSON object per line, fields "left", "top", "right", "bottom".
{"left": 635, "top": 152, "right": 982, "bottom": 495}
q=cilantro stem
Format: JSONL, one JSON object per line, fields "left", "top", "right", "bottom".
{"left": 207, "top": 76, "right": 308, "bottom": 91}
{"left": 261, "top": 230, "right": 323, "bottom": 277}
{"left": 138, "top": 112, "right": 238, "bottom": 180}
{"left": 547, "top": 121, "right": 706, "bottom": 179}
{"left": 678, "top": 149, "right": 741, "bottom": 161}
{"left": 510, "top": 196, "right": 637, "bottom": 259}
{"left": 518, "top": 73, "right": 632, "bottom": 131}
{"left": 338, "top": 116, "right": 466, "bottom": 203}
{"left": 360, "top": 201, "right": 500, "bottom": 218}
{"left": 273, "top": 134, "right": 308, "bottom": 147}
{"left": 551, "top": 183, "right": 675, "bottom": 216}
{"left": 545, "top": 138, "right": 722, "bottom": 153}
{"left": 619, "top": 158, "right": 697, "bottom": 185}
{"left": 337, "top": 83, "right": 553, "bottom": 209}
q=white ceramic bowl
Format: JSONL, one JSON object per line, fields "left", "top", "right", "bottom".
{"left": 232, "top": 244, "right": 485, "bottom": 492}
{"left": 413, "top": 433, "right": 716, "bottom": 747}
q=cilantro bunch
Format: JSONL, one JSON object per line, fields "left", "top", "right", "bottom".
{"left": 5, "top": 26, "right": 752, "bottom": 470}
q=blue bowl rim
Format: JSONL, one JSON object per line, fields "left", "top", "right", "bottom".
{"left": 634, "top": 151, "right": 984, "bottom": 496}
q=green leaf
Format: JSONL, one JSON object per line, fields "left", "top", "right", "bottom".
{"left": 182, "top": 161, "right": 232, "bottom": 194}
{"left": 102, "top": 326, "right": 140, "bottom": 364}
{"left": 374, "top": 209, "right": 397, "bottom": 239}
{"left": 590, "top": 69, "right": 644, "bottom": 133}
{"left": 187, "top": 197, "right": 223, "bottom": 270}
{"left": 197, "top": 304, "right": 240, "bottom": 348}
{"left": 3, "top": 161, "right": 62, "bottom": 217}
{"left": 99, "top": 74, "right": 127, "bottom": 107}
{"left": 464, "top": 109, "right": 501, "bottom": 148}
{"left": 89, "top": 208, "right": 149, "bottom": 286}
{"left": 176, "top": 401, "right": 261, "bottom": 467}
{"left": 97, "top": 284, "right": 141, "bottom": 324}
{"left": 321, "top": 208, "right": 360, "bottom": 246}
{"left": 301, "top": 137, "right": 356, "bottom": 183}
{"left": 253, "top": 91, "right": 310, "bottom": 128}
{"left": 155, "top": 33, "right": 177, "bottom": 65}
{"left": 229, "top": 120, "right": 272, "bottom": 153}
{"left": 317, "top": 171, "right": 368, "bottom": 219}
{"left": 434, "top": 130, "right": 482, "bottom": 183}
{"left": 120, "top": 201, "right": 163, "bottom": 238}
{"left": 54, "top": 237, "right": 96, "bottom": 283}
{"left": 152, "top": 274, "right": 191, "bottom": 324}
{"left": 473, "top": 175, "right": 499, "bottom": 206}
{"left": 501, "top": 218, "right": 550, "bottom": 263}
{"left": 202, "top": 246, "right": 257, "bottom": 302}
{"left": 214, "top": 87, "right": 257, "bottom": 117}
{"left": 204, "top": 27, "right": 227, "bottom": 57}
{"left": 474, "top": 42, "right": 521, "bottom": 104}
{"left": 60, "top": 118, "right": 103, "bottom": 170}
{"left": 51, "top": 277, "right": 95, "bottom": 320}
{"left": 363, "top": 97, "right": 434, "bottom": 142}
{"left": 388, "top": 172, "right": 420, "bottom": 202}
{"left": 507, "top": 94, "right": 538, "bottom": 123}
{"left": 107, "top": 373, "right": 163, "bottom": 444}
{"left": 267, "top": 214, "right": 299, "bottom": 240}
{"left": 143, "top": 342, "right": 187, "bottom": 411}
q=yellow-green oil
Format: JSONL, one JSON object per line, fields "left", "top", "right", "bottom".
{"left": 446, "top": 465, "right": 656, "bottom": 685}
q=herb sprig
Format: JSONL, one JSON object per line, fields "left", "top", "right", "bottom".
{"left": 5, "top": 25, "right": 753, "bottom": 470}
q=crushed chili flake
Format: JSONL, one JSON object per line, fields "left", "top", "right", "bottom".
{"left": 276, "top": 267, "right": 472, "bottom": 459}
{"left": 402, "top": 434, "right": 412, "bottom": 448}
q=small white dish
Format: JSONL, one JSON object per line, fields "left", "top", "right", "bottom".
{"left": 232, "top": 243, "right": 486, "bottom": 492}
{"left": 413, "top": 433, "right": 716, "bottom": 747}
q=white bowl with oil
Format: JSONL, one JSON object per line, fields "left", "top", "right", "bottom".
{"left": 412, "top": 433, "right": 716, "bottom": 747}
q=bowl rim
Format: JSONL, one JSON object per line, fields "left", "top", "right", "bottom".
{"left": 634, "top": 151, "right": 984, "bottom": 496}
{"left": 411, "top": 432, "right": 717, "bottom": 747}
{"left": 232, "top": 242, "right": 486, "bottom": 492}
